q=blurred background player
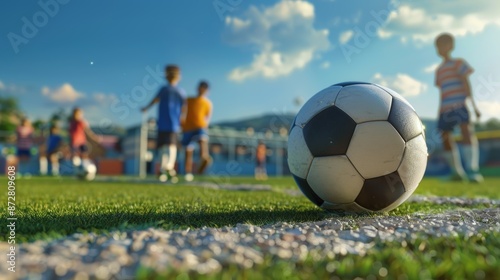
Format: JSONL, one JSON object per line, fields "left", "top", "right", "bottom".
{"left": 39, "top": 124, "right": 63, "bottom": 176}
{"left": 181, "top": 81, "right": 212, "bottom": 182}
{"left": 16, "top": 118, "right": 34, "bottom": 176}
{"left": 142, "top": 65, "right": 186, "bottom": 182}
{"left": 69, "top": 107, "right": 99, "bottom": 176}
{"left": 255, "top": 141, "right": 268, "bottom": 181}
{"left": 434, "top": 33, "right": 483, "bottom": 183}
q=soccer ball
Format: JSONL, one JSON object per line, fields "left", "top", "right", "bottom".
{"left": 288, "top": 82, "right": 428, "bottom": 212}
{"left": 77, "top": 161, "right": 97, "bottom": 181}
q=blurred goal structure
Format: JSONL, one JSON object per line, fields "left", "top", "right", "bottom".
{"left": 127, "top": 120, "right": 290, "bottom": 178}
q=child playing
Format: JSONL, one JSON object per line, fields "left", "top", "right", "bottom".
{"left": 69, "top": 107, "right": 99, "bottom": 175}
{"left": 40, "top": 124, "right": 63, "bottom": 176}
{"left": 434, "top": 33, "right": 483, "bottom": 183}
{"left": 16, "top": 118, "right": 34, "bottom": 176}
{"left": 255, "top": 141, "right": 268, "bottom": 181}
{"left": 181, "top": 81, "right": 213, "bottom": 182}
{"left": 142, "top": 64, "right": 186, "bottom": 182}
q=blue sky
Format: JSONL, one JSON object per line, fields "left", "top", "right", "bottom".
{"left": 1, "top": 0, "right": 499, "bottom": 128}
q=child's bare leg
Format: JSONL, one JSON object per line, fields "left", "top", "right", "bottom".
{"left": 185, "top": 149, "right": 194, "bottom": 175}
{"left": 197, "top": 140, "right": 211, "bottom": 174}
{"left": 442, "top": 131, "right": 452, "bottom": 151}
{"left": 184, "top": 148, "right": 194, "bottom": 182}
{"left": 50, "top": 154, "right": 60, "bottom": 176}
{"left": 441, "top": 131, "right": 466, "bottom": 180}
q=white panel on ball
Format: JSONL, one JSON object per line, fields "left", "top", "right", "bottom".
{"left": 347, "top": 121, "right": 405, "bottom": 179}
{"left": 335, "top": 84, "right": 392, "bottom": 123}
{"left": 398, "top": 134, "right": 428, "bottom": 193}
{"left": 373, "top": 84, "right": 415, "bottom": 110}
{"left": 294, "top": 85, "right": 342, "bottom": 127}
{"left": 307, "top": 156, "right": 364, "bottom": 204}
{"left": 287, "top": 126, "right": 313, "bottom": 179}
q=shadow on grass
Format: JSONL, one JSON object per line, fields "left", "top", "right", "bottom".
{"left": 8, "top": 208, "right": 367, "bottom": 243}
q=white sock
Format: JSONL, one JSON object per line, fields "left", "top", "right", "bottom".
{"left": 166, "top": 145, "right": 177, "bottom": 171}
{"left": 39, "top": 157, "right": 48, "bottom": 175}
{"left": 52, "top": 161, "right": 60, "bottom": 176}
{"left": 443, "top": 149, "right": 466, "bottom": 176}
{"left": 72, "top": 156, "right": 82, "bottom": 173}
{"left": 462, "top": 144, "right": 479, "bottom": 173}
{"left": 159, "top": 146, "right": 169, "bottom": 172}
{"left": 72, "top": 156, "right": 82, "bottom": 166}
{"left": 82, "top": 159, "right": 91, "bottom": 166}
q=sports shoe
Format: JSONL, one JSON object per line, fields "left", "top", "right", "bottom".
{"left": 159, "top": 169, "right": 178, "bottom": 183}
{"left": 468, "top": 172, "right": 484, "bottom": 184}
{"left": 447, "top": 172, "right": 467, "bottom": 182}
{"left": 158, "top": 174, "right": 168, "bottom": 182}
{"left": 185, "top": 173, "right": 194, "bottom": 182}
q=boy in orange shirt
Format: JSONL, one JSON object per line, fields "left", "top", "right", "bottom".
{"left": 181, "top": 81, "right": 212, "bottom": 182}
{"left": 434, "top": 33, "right": 482, "bottom": 182}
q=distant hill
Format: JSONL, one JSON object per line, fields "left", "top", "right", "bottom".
{"left": 212, "top": 115, "right": 445, "bottom": 135}
{"left": 90, "top": 125, "right": 126, "bottom": 136}
{"left": 212, "top": 113, "right": 296, "bottom": 133}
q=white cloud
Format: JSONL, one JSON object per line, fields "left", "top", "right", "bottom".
{"left": 92, "top": 92, "right": 117, "bottom": 103}
{"left": 224, "top": 0, "right": 330, "bottom": 81}
{"left": 339, "top": 30, "right": 354, "bottom": 44}
{"left": 42, "top": 83, "right": 84, "bottom": 104}
{"left": 229, "top": 50, "right": 316, "bottom": 81}
{"left": 321, "top": 61, "right": 331, "bottom": 69}
{"left": 372, "top": 73, "right": 428, "bottom": 97}
{"left": 0, "top": 81, "right": 27, "bottom": 95}
{"left": 476, "top": 101, "right": 500, "bottom": 121}
{"left": 379, "top": 0, "right": 500, "bottom": 43}
{"left": 423, "top": 63, "right": 439, "bottom": 73}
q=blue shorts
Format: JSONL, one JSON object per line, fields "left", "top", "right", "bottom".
{"left": 438, "top": 106, "right": 470, "bottom": 132}
{"left": 72, "top": 144, "right": 89, "bottom": 154}
{"left": 182, "top": 129, "right": 208, "bottom": 149}
{"left": 17, "top": 149, "right": 31, "bottom": 158}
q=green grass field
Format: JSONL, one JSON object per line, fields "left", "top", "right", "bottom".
{"left": 1, "top": 176, "right": 499, "bottom": 279}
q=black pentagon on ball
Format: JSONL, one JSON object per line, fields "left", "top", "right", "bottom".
{"left": 355, "top": 171, "right": 405, "bottom": 211}
{"left": 388, "top": 97, "right": 422, "bottom": 141}
{"left": 293, "top": 175, "right": 324, "bottom": 207}
{"left": 303, "top": 106, "right": 356, "bottom": 157}
{"left": 288, "top": 115, "right": 297, "bottom": 136}
{"left": 333, "top": 81, "right": 373, "bottom": 87}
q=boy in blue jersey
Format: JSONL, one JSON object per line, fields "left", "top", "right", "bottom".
{"left": 142, "top": 65, "right": 186, "bottom": 182}
{"left": 40, "top": 124, "right": 63, "bottom": 176}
